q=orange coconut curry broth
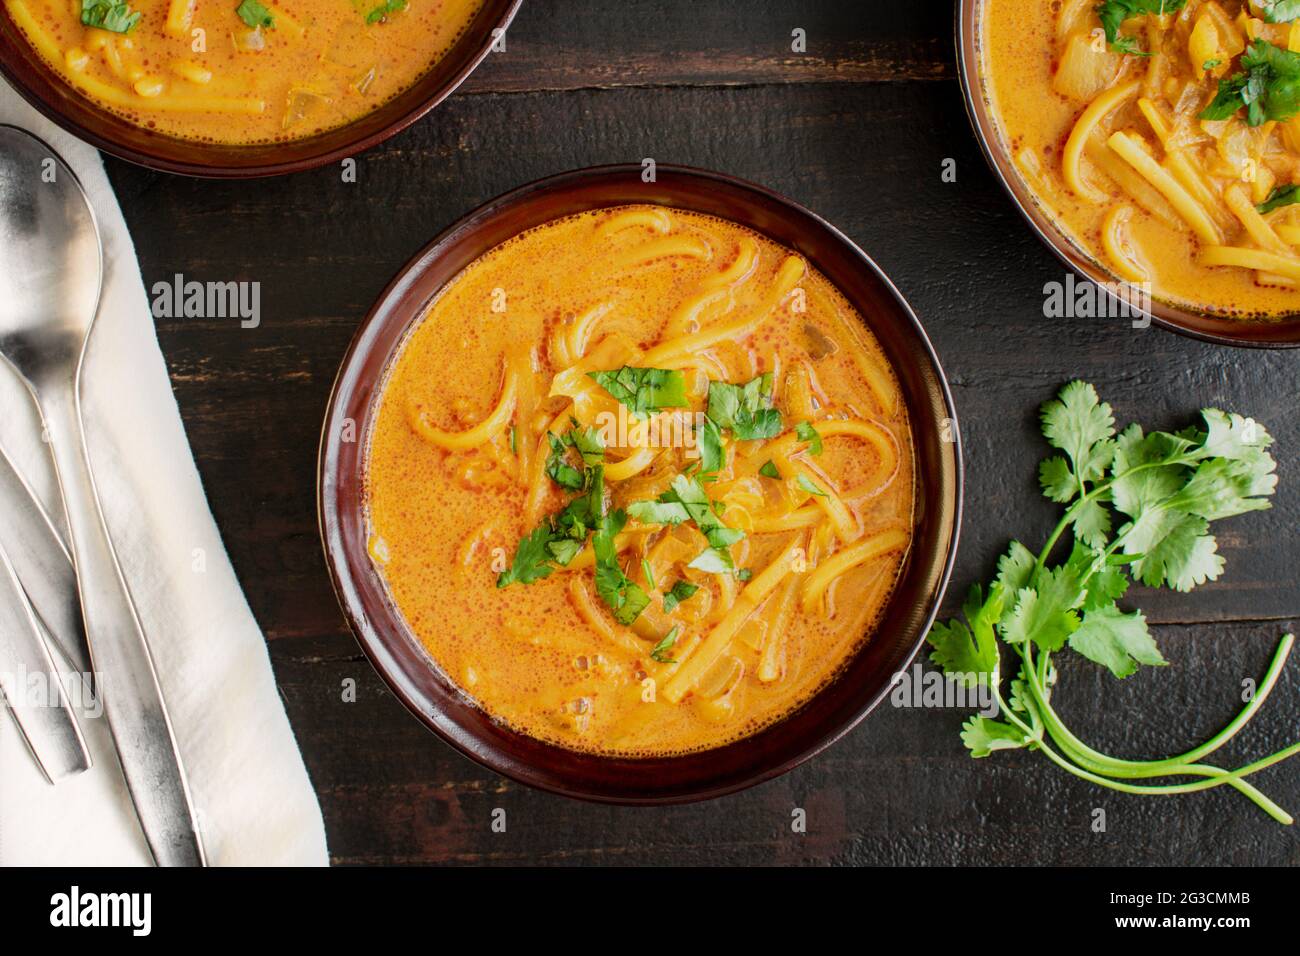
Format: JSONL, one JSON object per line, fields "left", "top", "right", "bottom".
{"left": 982, "top": 0, "right": 1300, "bottom": 317}
{"left": 365, "top": 205, "right": 916, "bottom": 757}
{"left": 5, "top": 0, "right": 482, "bottom": 143}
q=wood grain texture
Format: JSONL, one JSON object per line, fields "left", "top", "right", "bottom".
{"left": 103, "top": 0, "right": 1300, "bottom": 865}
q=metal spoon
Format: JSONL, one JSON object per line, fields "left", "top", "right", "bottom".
{"left": 0, "top": 125, "right": 206, "bottom": 866}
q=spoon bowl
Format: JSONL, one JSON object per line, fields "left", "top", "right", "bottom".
{"left": 0, "top": 127, "right": 100, "bottom": 377}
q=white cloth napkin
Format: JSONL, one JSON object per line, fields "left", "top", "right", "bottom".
{"left": 0, "top": 83, "right": 329, "bottom": 866}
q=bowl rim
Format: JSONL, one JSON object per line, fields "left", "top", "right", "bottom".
{"left": 0, "top": 0, "right": 522, "bottom": 178}
{"left": 955, "top": 0, "right": 1300, "bottom": 349}
{"left": 316, "top": 162, "right": 964, "bottom": 804}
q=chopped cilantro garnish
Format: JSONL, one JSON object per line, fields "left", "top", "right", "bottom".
{"left": 707, "top": 374, "right": 782, "bottom": 440}
{"left": 661, "top": 580, "right": 699, "bottom": 614}
{"left": 365, "top": 0, "right": 406, "bottom": 23}
{"left": 795, "top": 420, "right": 823, "bottom": 455}
{"left": 1263, "top": 0, "right": 1300, "bottom": 23}
{"left": 796, "top": 473, "right": 827, "bottom": 497}
{"left": 1094, "top": 1, "right": 1186, "bottom": 56}
{"left": 650, "top": 626, "right": 681, "bottom": 664}
{"left": 758, "top": 460, "right": 781, "bottom": 479}
{"left": 1200, "top": 39, "right": 1300, "bottom": 126}
{"left": 235, "top": 0, "right": 274, "bottom": 29}
{"left": 1258, "top": 183, "right": 1300, "bottom": 213}
{"left": 592, "top": 509, "right": 650, "bottom": 625}
{"left": 587, "top": 366, "right": 688, "bottom": 417}
{"left": 545, "top": 425, "right": 604, "bottom": 490}
{"left": 697, "top": 416, "right": 725, "bottom": 473}
{"left": 81, "top": 0, "right": 140, "bottom": 32}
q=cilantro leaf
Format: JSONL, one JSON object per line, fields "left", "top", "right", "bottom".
{"left": 707, "top": 375, "right": 783, "bottom": 440}
{"left": 1265, "top": 0, "right": 1300, "bottom": 23}
{"left": 1109, "top": 424, "right": 1192, "bottom": 519}
{"left": 999, "top": 564, "right": 1085, "bottom": 653}
{"left": 1197, "top": 409, "right": 1275, "bottom": 462}
{"left": 688, "top": 547, "right": 734, "bottom": 574}
{"left": 588, "top": 366, "right": 687, "bottom": 417}
{"left": 996, "top": 541, "right": 1037, "bottom": 595}
{"left": 1073, "top": 497, "right": 1114, "bottom": 549}
{"left": 1258, "top": 183, "right": 1300, "bottom": 213}
{"left": 1201, "top": 74, "right": 1250, "bottom": 120}
{"left": 796, "top": 473, "right": 828, "bottom": 497}
{"left": 81, "top": 0, "right": 141, "bottom": 32}
{"left": 1121, "top": 508, "right": 1223, "bottom": 591}
{"left": 1201, "top": 39, "right": 1300, "bottom": 126}
{"left": 626, "top": 499, "right": 690, "bottom": 525}
{"left": 1040, "top": 380, "right": 1116, "bottom": 499}
{"left": 758, "top": 460, "right": 780, "bottom": 479}
{"left": 1169, "top": 457, "right": 1275, "bottom": 521}
{"left": 961, "top": 715, "right": 1030, "bottom": 758}
{"left": 496, "top": 524, "right": 558, "bottom": 588}
{"left": 660, "top": 474, "right": 745, "bottom": 551}
{"left": 365, "top": 0, "right": 406, "bottom": 23}
{"left": 795, "top": 420, "right": 823, "bottom": 455}
{"left": 1038, "top": 456, "right": 1076, "bottom": 503}
{"left": 927, "top": 583, "right": 1005, "bottom": 685}
{"left": 592, "top": 509, "right": 649, "bottom": 624}
{"left": 545, "top": 537, "right": 583, "bottom": 567}
{"left": 545, "top": 426, "right": 604, "bottom": 490}
{"left": 698, "top": 416, "right": 725, "bottom": 473}
{"left": 235, "top": 0, "right": 275, "bottom": 29}
{"left": 1095, "top": 0, "right": 1186, "bottom": 55}
{"left": 1068, "top": 605, "right": 1165, "bottom": 678}
{"left": 661, "top": 580, "right": 699, "bottom": 614}
{"left": 650, "top": 626, "right": 681, "bottom": 664}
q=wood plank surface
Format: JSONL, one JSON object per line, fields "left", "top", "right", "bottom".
{"left": 103, "top": 0, "right": 1300, "bottom": 865}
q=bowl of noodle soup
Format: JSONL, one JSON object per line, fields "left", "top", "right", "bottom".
{"left": 960, "top": 0, "right": 1300, "bottom": 346}
{"left": 318, "top": 164, "right": 961, "bottom": 802}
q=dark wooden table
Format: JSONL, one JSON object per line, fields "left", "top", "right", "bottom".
{"left": 106, "top": 0, "right": 1299, "bottom": 865}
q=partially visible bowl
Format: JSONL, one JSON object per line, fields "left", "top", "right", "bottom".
{"left": 0, "top": 0, "right": 521, "bottom": 178}
{"left": 318, "top": 164, "right": 963, "bottom": 804}
{"left": 956, "top": 0, "right": 1300, "bottom": 348}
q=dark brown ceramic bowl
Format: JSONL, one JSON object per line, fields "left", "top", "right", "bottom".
{"left": 0, "top": 0, "right": 520, "bottom": 177}
{"left": 318, "top": 163, "right": 963, "bottom": 804}
{"left": 957, "top": 0, "right": 1300, "bottom": 348}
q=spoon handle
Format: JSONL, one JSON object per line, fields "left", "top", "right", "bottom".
{"left": 39, "top": 380, "right": 207, "bottom": 867}
{"left": 0, "top": 539, "right": 92, "bottom": 782}
{"left": 0, "top": 443, "right": 90, "bottom": 674}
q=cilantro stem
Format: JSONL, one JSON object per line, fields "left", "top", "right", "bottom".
{"left": 1031, "top": 457, "right": 1183, "bottom": 581}
{"left": 1031, "top": 737, "right": 1298, "bottom": 825}
{"left": 1018, "top": 637, "right": 1300, "bottom": 820}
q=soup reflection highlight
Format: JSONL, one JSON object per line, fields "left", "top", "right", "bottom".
{"left": 366, "top": 205, "right": 916, "bottom": 757}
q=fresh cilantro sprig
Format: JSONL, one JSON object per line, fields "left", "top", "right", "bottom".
{"left": 927, "top": 382, "right": 1299, "bottom": 823}
{"left": 81, "top": 0, "right": 141, "bottom": 32}
{"left": 1094, "top": 0, "right": 1186, "bottom": 56}
{"left": 1201, "top": 39, "right": 1300, "bottom": 126}
{"left": 650, "top": 626, "right": 681, "bottom": 664}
